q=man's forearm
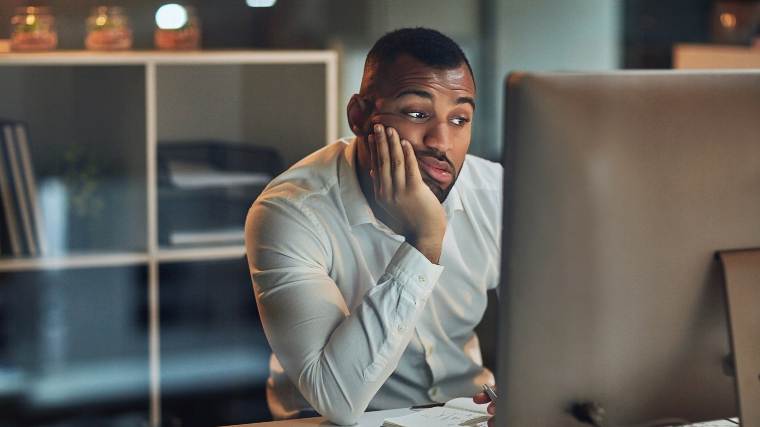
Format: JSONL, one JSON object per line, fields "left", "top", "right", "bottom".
{"left": 295, "top": 276, "right": 427, "bottom": 424}
{"left": 254, "top": 242, "right": 443, "bottom": 425}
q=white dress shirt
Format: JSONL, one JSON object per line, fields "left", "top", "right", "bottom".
{"left": 245, "top": 138, "right": 502, "bottom": 425}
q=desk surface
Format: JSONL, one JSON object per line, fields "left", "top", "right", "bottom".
{"left": 225, "top": 408, "right": 414, "bottom": 426}
{"left": 226, "top": 411, "right": 739, "bottom": 427}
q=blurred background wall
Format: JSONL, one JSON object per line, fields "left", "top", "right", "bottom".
{"left": 4, "top": 0, "right": 752, "bottom": 160}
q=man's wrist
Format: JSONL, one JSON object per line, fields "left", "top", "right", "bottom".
{"left": 411, "top": 234, "right": 444, "bottom": 264}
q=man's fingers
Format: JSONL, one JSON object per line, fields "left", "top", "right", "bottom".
{"left": 386, "top": 127, "right": 406, "bottom": 192}
{"left": 368, "top": 134, "right": 379, "bottom": 193}
{"left": 374, "top": 124, "right": 392, "bottom": 200}
{"left": 401, "top": 139, "right": 422, "bottom": 183}
{"left": 473, "top": 391, "right": 491, "bottom": 404}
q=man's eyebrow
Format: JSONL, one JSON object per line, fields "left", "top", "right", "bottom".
{"left": 394, "top": 90, "right": 475, "bottom": 110}
{"left": 456, "top": 96, "right": 476, "bottom": 110}
{"left": 394, "top": 89, "right": 432, "bottom": 100}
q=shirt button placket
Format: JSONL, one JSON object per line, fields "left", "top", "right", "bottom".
{"left": 422, "top": 340, "right": 433, "bottom": 356}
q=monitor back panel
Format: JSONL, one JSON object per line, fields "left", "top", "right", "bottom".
{"left": 497, "top": 71, "right": 760, "bottom": 426}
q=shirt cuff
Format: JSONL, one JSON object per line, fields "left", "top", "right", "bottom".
{"left": 385, "top": 242, "right": 444, "bottom": 300}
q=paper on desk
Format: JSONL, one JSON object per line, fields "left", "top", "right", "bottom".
{"left": 383, "top": 405, "right": 490, "bottom": 427}
{"left": 443, "top": 397, "right": 490, "bottom": 415}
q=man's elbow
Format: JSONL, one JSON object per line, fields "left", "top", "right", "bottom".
{"left": 321, "top": 405, "right": 364, "bottom": 426}
{"left": 295, "top": 345, "right": 375, "bottom": 424}
{"left": 302, "top": 377, "right": 366, "bottom": 425}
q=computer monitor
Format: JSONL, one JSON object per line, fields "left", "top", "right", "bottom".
{"left": 496, "top": 71, "right": 760, "bottom": 426}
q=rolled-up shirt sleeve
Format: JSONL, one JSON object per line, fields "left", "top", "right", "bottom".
{"left": 245, "top": 196, "right": 443, "bottom": 425}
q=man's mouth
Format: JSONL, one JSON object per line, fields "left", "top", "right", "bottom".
{"left": 418, "top": 156, "right": 454, "bottom": 186}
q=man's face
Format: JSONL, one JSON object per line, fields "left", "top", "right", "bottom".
{"left": 367, "top": 55, "right": 476, "bottom": 202}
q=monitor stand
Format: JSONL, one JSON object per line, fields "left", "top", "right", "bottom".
{"left": 717, "top": 248, "right": 760, "bottom": 427}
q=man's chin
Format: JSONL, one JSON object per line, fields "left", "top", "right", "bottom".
{"left": 423, "top": 178, "right": 451, "bottom": 203}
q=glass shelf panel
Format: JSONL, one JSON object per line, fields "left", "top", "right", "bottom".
{"left": 0, "top": 265, "right": 150, "bottom": 426}
{"left": 157, "top": 258, "right": 270, "bottom": 425}
{"left": 0, "top": 65, "right": 147, "bottom": 256}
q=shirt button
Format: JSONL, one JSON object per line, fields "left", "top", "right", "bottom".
{"left": 397, "top": 324, "right": 406, "bottom": 332}
{"left": 417, "top": 274, "right": 426, "bottom": 284}
{"left": 429, "top": 387, "right": 440, "bottom": 400}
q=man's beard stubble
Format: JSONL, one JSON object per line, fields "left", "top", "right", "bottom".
{"left": 416, "top": 148, "right": 457, "bottom": 203}
{"left": 423, "top": 176, "right": 450, "bottom": 202}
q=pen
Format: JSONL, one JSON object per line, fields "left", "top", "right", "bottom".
{"left": 481, "top": 383, "right": 498, "bottom": 403}
{"left": 411, "top": 402, "right": 444, "bottom": 410}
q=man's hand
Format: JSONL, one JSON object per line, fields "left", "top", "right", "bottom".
{"left": 368, "top": 123, "right": 447, "bottom": 264}
{"left": 473, "top": 388, "right": 496, "bottom": 427}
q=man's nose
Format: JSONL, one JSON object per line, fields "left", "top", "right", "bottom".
{"left": 423, "top": 121, "right": 452, "bottom": 153}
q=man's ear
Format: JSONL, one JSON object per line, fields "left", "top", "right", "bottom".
{"left": 347, "top": 94, "right": 373, "bottom": 137}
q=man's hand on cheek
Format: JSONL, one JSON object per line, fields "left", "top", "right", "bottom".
{"left": 368, "top": 124, "right": 447, "bottom": 264}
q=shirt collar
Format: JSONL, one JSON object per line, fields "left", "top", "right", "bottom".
{"left": 338, "top": 137, "right": 466, "bottom": 227}
{"left": 443, "top": 177, "right": 464, "bottom": 217}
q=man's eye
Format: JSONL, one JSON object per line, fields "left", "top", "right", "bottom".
{"left": 405, "top": 111, "right": 428, "bottom": 120}
{"left": 451, "top": 116, "right": 470, "bottom": 126}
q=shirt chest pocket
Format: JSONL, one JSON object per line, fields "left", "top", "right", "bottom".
{"left": 427, "top": 269, "right": 489, "bottom": 341}
{"left": 433, "top": 230, "right": 493, "bottom": 337}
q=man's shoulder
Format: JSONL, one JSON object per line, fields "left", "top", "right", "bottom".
{"left": 256, "top": 140, "right": 349, "bottom": 207}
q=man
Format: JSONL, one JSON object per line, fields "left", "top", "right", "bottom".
{"left": 245, "top": 27, "right": 500, "bottom": 425}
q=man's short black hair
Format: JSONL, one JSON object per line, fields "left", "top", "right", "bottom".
{"left": 360, "top": 27, "right": 474, "bottom": 95}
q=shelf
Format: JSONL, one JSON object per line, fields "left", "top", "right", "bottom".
{"left": 0, "top": 247, "right": 249, "bottom": 271}
{"left": 156, "top": 245, "right": 246, "bottom": 263}
{"left": 0, "top": 252, "right": 150, "bottom": 272}
{"left": 0, "top": 50, "right": 336, "bottom": 426}
{"left": 0, "top": 50, "right": 337, "bottom": 65}
{"left": 674, "top": 44, "right": 760, "bottom": 69}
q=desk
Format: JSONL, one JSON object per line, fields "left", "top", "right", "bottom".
{"left": 226, "top": 412, "right": 739, "bottom": 427}
{"left": 225, "top": 408, "right": 414, "bottom": 426}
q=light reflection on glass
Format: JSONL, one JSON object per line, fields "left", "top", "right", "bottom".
{"left": 246, "top": 0, "right": 278, "bottom": 7}
{"left": 155, "top": 3, "right": 188, "bottom": 30}
{"left": 720, "top": 12, "right": 737, "bottom": 29}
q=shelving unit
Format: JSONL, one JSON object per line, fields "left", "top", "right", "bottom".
{"left": 0, "top": 50, "right": 338, "bottom": 427}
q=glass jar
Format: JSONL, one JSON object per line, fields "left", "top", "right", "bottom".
{"left": 10, "top": 6, "right": 58, "bottom": 52}
{"left": 154, "top": 4, "right": 201, "bottom": 50}
{"left": 85, "top": 6, "right": 133, "bottom": 51}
